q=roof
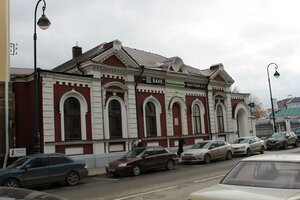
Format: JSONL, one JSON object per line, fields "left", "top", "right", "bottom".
{"left": 275, "top": 107, "right": 300, "bottom": 117}
{"left": 289, "top": 97, "right": 300, "bottom": 103}
{"left": 52, "top": 39, "right": 218, "bottom": 78}
{"left": 242, "top": 154, "right": 300, "bottom": 162}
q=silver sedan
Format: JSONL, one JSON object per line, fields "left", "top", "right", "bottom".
{"left": 181, "top": 140, "right": 233, "bottom": 164}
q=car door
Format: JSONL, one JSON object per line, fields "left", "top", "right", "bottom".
{"left": 141, "top": 147, "right": 157, "bottom": 170}
{"left": 154, "top": 147, "right": 170, "bottom": 168}
{"left": 209, "top": 141, "right": 221, "bottom": 160}
{"left": 217, "top": 141, "right": 228, "bottom": 159}
{"left": 285, "top": 132, "right": 293, "bottom": 145}
{"left": 48, "top": 154, "right": 70, "bottom": 183}
{"left": 21, "top": 155, "right": 50, "bottom": 186}
{"left": 250, "top": 137, "right": 259, "bottom": 152}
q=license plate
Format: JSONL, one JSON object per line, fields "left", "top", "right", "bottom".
{"left": 107, "top": 167, "right": 115, "bottom": 172}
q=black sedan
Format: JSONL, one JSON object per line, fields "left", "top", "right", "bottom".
{"left": 0, "top": 153, "right": 88, "bottom": 188}
{"left": 266, "top": 131, "right": 298, "bottom": 150}
{"left": 106, "top": 146, "right": 178, "bottom": 176}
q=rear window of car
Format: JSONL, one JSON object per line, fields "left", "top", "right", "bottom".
{"left": 155, "top": 147, "right": 168, "bottom": 154}
{"left": 221, "top": 161, "right": 300, "bottom": 189}
{"left": 49, "top": 155, "right": 71, "bottom": 165}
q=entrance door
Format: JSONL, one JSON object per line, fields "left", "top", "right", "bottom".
{"left": 172, "top": 102, "right": 182, "bottom": 136}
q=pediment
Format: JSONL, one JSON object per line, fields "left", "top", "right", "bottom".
{"left": 92, "top": 40, "right": 140, "bottom": 69}
{"left": 103, "top": 55, "right": 126, "bottom": 68}
{"left": 213, "top": 74, "right": 225, "bottom": 82}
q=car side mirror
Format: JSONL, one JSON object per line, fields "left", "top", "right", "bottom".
{"left": 210, "top": 145, "right": 215, "bottom": 149}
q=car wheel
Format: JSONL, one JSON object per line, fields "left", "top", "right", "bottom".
{"left": 226, "top": 151, "right": 232, "bottom": 160}
{"left": 260, "top": 146, "right": 265, "bottom": 154}
{"left": 166, "top": 160, "right": 175, "bottom": 170}
{"left": 204, "top": 154, "right": 211, "bottom": 164}
{"left": 4, "top": 178, "right": 20, "bottom": 188}
{"left": 294, "top": 140, "right": 299, "bottom": 148}
{"left": 66, "top": 171, "right": 79, "bottom": 186}
{"left": 246, "top": 148, "right": 251, "bottom": 157}
{"left": 132, "top": 165, "right": 141, "bottom": 176}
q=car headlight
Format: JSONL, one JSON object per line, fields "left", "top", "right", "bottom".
{"left": 118, "top": 163, "right": 127, "bottom": 167}
{"left": 194, "top": 152, "right": 203, "bottom": 156}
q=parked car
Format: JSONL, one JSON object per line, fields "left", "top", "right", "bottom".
{"left": 232, "top": 136, "right": 266, "bottom": 156}
{"left": 181, "top": 140, "right": 233, "bottom": 164}
{"left": 0, "top": 153, "right": 88, "bottom": 188}
{"left": 0, "top": 186, "right": 68, "bottom": 199}
{"left": 266, "top": 131, "right": 298, "bottom": 149}
{"left": 105, "top": 146, "right": 178, "bottom": 176}
{"left": 295, "top": 127, "right": 300, "bottom": 140}
{"left": 188, "top": 154, "right": 300, "bottom": 200}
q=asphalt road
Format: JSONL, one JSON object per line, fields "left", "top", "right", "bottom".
{"left": 43, "top": 148, "right": 300, "bottom": 200}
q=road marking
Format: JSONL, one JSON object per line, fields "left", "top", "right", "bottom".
{"left": 113, "top": 185, "right": 179, "bottom": 200}
{"left": 193, "top": 174, "right": 226, "bottom": 183}
{"left": 91, "top": 177, "right": 119, "bottom": 181}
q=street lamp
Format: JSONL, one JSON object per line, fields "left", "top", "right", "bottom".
{"left": 267, "top": 63, "right": 280, "bottom": 133}
{"left": 33, "top": 0, "right": 51, "bottom": 153}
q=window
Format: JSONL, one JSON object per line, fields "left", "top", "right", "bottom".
{"left": 64, "top": 97, "right": 81, "bottom": 140}
{"left": 109, "top": 100, "right": 122, "bottom": 139}
{"left": 145, "top": 102, "right": 157, "bottom": 137}
{"left": 29, "top": 156, "right": 48, "bottom": 168}
{"left": 217, "top": 105, "right": 224, "bottom": 132}
{"left": 49, "top": 155, "right": 71, "bottom": 165}
{"left": 156, "top": 147, "right": 168, "bottom": 154}
{"left": 193, "top": 104, "right": 202, "bottom": 134}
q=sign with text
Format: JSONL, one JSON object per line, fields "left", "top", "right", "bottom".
{"left": 185, "top": 82, "right": 207, "bottom": 89}
{"left": 9, "top": 148, "right": 26, "bottom": 157}
{"left": 144, "top": 76, "right": 164, "bottom": 85}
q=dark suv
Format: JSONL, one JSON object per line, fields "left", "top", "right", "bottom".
{"left": 266, "top": 131, "right": 298, "bottom": 149}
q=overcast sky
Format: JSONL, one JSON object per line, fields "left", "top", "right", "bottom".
{"left": 10, "top": 0, "right": 300, "bottom": 108}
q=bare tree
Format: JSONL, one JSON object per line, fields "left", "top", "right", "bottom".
{"left": 249, "top": 95, "right": 268, "bottom": 120}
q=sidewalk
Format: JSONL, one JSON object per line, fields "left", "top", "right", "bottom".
{"left": 88, "top": 167, "right": 107, "bottom": 176}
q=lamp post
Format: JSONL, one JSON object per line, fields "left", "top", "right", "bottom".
{"left": 267, "top": 63, "right": 280, "bottom": 133}
{"left": 33, "top": 0, "right": 51, "bottom": 153}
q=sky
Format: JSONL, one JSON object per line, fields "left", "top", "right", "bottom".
{"left": 10, "top": 0, "right": 300, "bottom": 109}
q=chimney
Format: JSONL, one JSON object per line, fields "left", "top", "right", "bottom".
{"left": 72, "top": 46, "right": 82, "bottom": 58}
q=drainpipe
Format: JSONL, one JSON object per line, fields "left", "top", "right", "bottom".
{"left": 134, "top": 65, "right": 145, "bottom": 140}
{"left": 206, "top": 82, "right": 212, "bottom": 139}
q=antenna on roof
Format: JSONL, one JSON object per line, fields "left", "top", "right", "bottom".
{"left": 76, "top": 41, "right": 79, "bottom": 47}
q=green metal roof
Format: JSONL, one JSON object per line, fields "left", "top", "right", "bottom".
{"left": 275, "top": 107, "right": 300, "bottom": 117}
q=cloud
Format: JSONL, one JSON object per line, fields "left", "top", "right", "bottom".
{"left": 10, "top": 0, "right": 300, "bottom": 108}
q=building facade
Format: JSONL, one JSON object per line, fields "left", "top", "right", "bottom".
{"left": 256, "top": 97, "right": 300, "bottom": 137}
{"left": 11, "top": 39, "right": 252, "bottom": 156}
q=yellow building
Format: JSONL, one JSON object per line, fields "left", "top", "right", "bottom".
{"left": 0, "top": 0, "right": 9, "bottom": 81}
{"left": 0, "top": 0, "right": 11, "bottom": 166}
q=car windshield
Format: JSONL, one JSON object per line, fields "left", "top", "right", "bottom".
{"left": 233, "top": 138, "right": 250, "bottom": 144}
{"left": 191, "top": 142, "right": 211, "bottom": 149}
{"left": 221, "top": 161, "right": 300, "bottom": 189}
{"left": 271, "top": 132, "right": 285, "bottom": 139}
{"left": 123, "top": 148, "right": 146, "bottom": 158}
{"left": 7, "top": 156, "right": 31, "bottom": 169}
{"left": 296, "top": 129, "right": 300, "bottom": 134}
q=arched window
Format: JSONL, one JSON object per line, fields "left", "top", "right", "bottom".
{"left": 193, "top": 104, "right": 201, "bottom": 134}
{"left": 145, "top": 102, "right": 157, "bottom": 137}
{"left": 217, "top": 105, "right": 224, "bottom": 132}
{"left": 109, "top": 99, "right": 122, "bottom": 138}
{"left": 64, "top": 97, "right": 81, "bottom": 140}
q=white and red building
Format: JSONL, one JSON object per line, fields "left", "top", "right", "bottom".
{"left": 11, "top": 39, "right": 252, "bottom": 156}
